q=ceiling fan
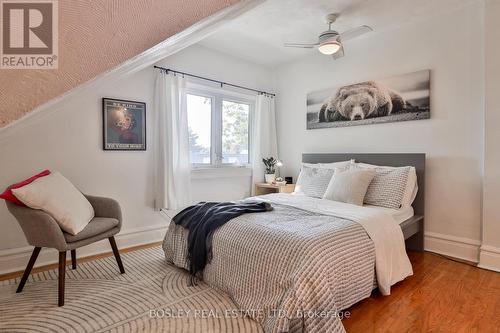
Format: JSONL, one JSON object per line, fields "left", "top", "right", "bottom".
{"left": 284, "top": 13, "right": 373, "bottom": 59}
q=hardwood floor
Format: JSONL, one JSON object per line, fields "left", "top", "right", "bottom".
{"left": 343, "top": 251, "right": 500, "bottom": 333}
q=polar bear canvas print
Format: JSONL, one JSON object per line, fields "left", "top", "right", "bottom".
{"left": 306, "top": 70, "right": 430, "bottom": 129}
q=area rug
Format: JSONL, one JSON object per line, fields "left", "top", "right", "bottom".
{"left": 0, "top": 246, "right": 263, "bottom": 333}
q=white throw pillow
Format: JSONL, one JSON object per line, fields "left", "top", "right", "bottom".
{"left": 294, "top": 166, "right": 335, "bottom": 198}
{"left": 12, "top": 172, "right": 94, "bottom": 235}
{"left": 301, "top": 159, "right": 354, "bottom": 170}
{"left": 355, "top": 163, "right": 417, "bottom": 207}
{"left": 323, "top": 168, "right": 376, "bottom": 206}
{"left": 319, "top": 159, "right": 354, "bottom": 169}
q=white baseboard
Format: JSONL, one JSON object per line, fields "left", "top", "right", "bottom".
{"left": 478, "top": 245, "right": 500, "bottom": 272}
{"left": 0, "top": 224, "right": 167, "bottom": 276}
{"left": 424, "top": 232, "right": 481, "bottom": 263}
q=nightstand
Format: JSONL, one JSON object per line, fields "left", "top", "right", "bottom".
{"left": 254, "top": 183, "right": 295, "bottom": 196}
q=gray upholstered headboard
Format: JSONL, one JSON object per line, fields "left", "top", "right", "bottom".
{"left": 302, "top": 153, "right": 425, "bottom": 216}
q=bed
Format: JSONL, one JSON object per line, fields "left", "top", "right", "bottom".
{"left": 302, "top": 153, "right": 425, "bottom": 252}
{"left": 163, "top": 153, "right": 425, "bottom": 333}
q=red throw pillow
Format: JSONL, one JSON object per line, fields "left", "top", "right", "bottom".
{"left": 0, "top": 170, "right": 51, "bottom": 206}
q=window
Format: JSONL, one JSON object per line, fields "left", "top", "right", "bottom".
{"left": 187, "top": 94, "right": 212, "bottom": 164}
{"left": 222, "top": 100, "right": 250, "bottom": 164}
{"left": 187, "top": 89, "right": 252, "bottom": 167}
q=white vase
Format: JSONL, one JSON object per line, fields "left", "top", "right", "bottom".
{"left": 265, "top": 174, "right": 275, "bottom": 184}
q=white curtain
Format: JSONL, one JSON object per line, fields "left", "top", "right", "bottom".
{"left": 153, "top": 71, "right": 191, "bottom": 210}
{"left": 251, "top": 94, "right": 278, "bottom": 192}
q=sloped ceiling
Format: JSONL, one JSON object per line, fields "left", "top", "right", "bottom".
{"left": 0, "top": 0, "right": 239, "bottom": 127}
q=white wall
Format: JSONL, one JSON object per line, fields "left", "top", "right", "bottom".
{"left": 480, "top": 0, "right": 500, "bottom": 271}
{"left": 1, "top": 1, "right": 496, "bottom": 274}
{"left": 0, "top": 44, "right": 272, "bottom": 274}
{"left": 274, "top": 2, "right": 485, "bottom": 261}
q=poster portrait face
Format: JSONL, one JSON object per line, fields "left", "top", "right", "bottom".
{"left": 102, "top": 98, "right": 146, "bottom": 150}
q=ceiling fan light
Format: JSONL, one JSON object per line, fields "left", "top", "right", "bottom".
{"left": 318, "top": 41, "right": 341, "bottom": 55}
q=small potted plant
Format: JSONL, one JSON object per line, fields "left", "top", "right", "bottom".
{"left": 262, "top": 157, "right": 278, "bottom": 183}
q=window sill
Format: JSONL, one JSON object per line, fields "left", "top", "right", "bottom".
{"left": 191, "top": 167, "right": 252, "bottom": 180}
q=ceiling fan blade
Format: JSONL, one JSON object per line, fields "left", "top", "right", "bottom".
{"left": 340, "top": 25, "right": 373, "bottom": 41}
{"left": 283, "top": 42, "right": 319, "bottom": 49}
{"left": 332, "top": 44, "right": 344, "bottom": 60}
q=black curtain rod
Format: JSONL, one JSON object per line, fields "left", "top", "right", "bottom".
{"left": 154, "top": 66, "right": 275, "bottom": 97}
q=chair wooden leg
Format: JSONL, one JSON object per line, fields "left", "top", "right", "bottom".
{"left": 58, "top": 251, "right": 66, "bottom": 307}
{"left": 70, "top": 249, "right": 77, "bottom": 269}
{"left": 16, "top": 247, "right": 41, "bottom": 293}
{"left": 108, "top": 236, "right": 125, "bottom": 274}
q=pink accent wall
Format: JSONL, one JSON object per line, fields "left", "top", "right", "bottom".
{"left": 0, "top": 0, "right": 239, "bottom": 127}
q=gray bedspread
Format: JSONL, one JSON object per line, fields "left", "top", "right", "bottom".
{"left": 163, "top": 199, "right": 375, "bottom": 333}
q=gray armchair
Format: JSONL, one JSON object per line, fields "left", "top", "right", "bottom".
{"left": 6, "top": 195, "right": 125, "bottom": 306}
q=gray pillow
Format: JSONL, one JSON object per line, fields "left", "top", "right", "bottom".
{"left": 294, "top": 166, "right": 335, "bottom": 198}
{"left": 322, "top": 168, "right": 376, "bottom": 206}
{"left": 353, "top": 165, "right": 411, "bottom": 209}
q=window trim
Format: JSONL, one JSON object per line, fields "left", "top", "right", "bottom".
{"left": 186, "top": 84, "right": 254, "bottom": 169}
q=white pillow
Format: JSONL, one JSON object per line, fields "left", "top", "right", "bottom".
{"left": 323, "top": 168, "right": 376, "bottom": 206}
{"left": 355, "top": 163, "right": 417, "bottom": 207}
{"left": 302, "top": 159, "right": 354, "bottom": 170}
{"left": 12, "top": 172, "right": 94, "bottom": 235}
{"left": 294, "top": 166, "right": 335, "bottom": 198}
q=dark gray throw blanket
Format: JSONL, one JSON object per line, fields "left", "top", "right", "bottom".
{"left": 173, "top": 201, "right": 273, "bottom": 278}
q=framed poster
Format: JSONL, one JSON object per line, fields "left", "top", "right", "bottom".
{"left": 102, "top": 98, "right": 146, "bottom": 150}
{"left": 306, "top": 70, "right": 430, "bottom": 129}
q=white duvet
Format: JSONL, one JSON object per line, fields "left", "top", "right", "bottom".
{"left": 248, "top": 193, "right": 413, "bottom": 295}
